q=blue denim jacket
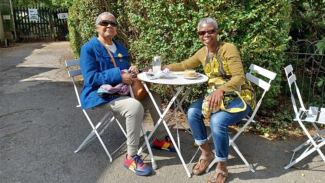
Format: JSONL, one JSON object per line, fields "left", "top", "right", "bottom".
{"left": 80, "top": 36, "right": 130, "bottom": 109}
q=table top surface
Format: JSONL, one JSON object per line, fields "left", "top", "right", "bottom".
{"left": 137, "top": 71, "right": 208, "bottom": 85}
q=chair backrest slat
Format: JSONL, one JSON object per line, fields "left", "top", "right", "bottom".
{"left": 288, "top": 73, "right": 296, "bottom": 87}
{"left": 68, "top": 69, "right": 82, "bottom": 77}
{"left": 65, "top": 59, "right": 80, "bottom": 67}
{"left": 249, "top": 64, "right": 277, "bottom": 80}
{"left": 284, "top": 64, "right": 293, "bottom": 75}
{"left": 284, "top": 64, "right": 307, "bottom": 111}
{"left": 246, "top": 73, "right": 271, "bottom": 91}
{"left": 65, "top": 59, "right": 82, "bottom": 107}
{"left": 246, "top": 64, "right": 276, "bottom": 108}
{"left": 232, "top": 64, "right": 276, "bottom": 141}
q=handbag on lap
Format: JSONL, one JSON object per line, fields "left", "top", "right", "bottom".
{"left": 102, "top": 43, "right": 149, "bottom": 100}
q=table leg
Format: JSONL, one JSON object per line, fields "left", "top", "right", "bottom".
{"left": 168, "top": 85, "right": 194, "bottom": 135}
{"left": 141, "top": 81, "right": 192, "bottom": 177}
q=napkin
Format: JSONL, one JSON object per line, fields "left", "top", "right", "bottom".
{"left": 146, "top": 68, "right": 170, "bottom": 80}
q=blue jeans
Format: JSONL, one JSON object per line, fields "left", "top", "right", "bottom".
{"left": 188, "top": 97, "right": 251, "bottom": 162}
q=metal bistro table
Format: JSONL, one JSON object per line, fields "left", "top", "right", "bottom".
{"left": 137, "top": 71, "right": 208, "bottom": 177}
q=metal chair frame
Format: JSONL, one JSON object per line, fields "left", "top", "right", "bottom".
{"left": 189, "top": 64, "right": 277, "bottom": 173}
{"left": 284, "top": 64, "right": 325, "bottom": 170}
{"left": 65, "top": 59, "right": 157, "bottom": 169}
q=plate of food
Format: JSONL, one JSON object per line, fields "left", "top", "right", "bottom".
{"left": 183, "top": 70, "right": 200, "bottom": 79}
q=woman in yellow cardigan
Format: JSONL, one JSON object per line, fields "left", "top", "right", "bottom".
{"left": 162, "top": 17, "right": 256, "bottom": 183}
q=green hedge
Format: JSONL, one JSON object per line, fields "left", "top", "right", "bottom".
{"left": 118, "top": 0, "right": 291, "bottom": 113}
{"left": 68, "top": 0, "right": 292, "bottom": 115}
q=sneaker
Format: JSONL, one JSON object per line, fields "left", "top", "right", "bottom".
{"left": 153, "top": 136, "right": 176, "bottom": 152}
{"left": 124, "top": 155, "right": 152, "bottom": 176}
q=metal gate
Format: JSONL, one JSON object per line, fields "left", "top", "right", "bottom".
{"left": 13, "top": 7, "right": 68, "bottom": 42}
{"left": 281, "top": 40, "right": 325, "bottom": 115}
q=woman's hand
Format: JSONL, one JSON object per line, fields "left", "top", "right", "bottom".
{"left": 128, "top": 66, "right": 139, "bottom": 76}
{"left": 162, "top": 65, "right": 171, "bottom": 70}
{"left": 141, "top": 66, "right": 151, "bottom": 72}
{"left": 122, "top": 73, "right": 134, "bottom": 85}
{"left": 207, "top": 88, "right": 224, "bottom": 110}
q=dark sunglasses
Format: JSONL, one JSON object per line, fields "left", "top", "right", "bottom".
{"left": 98, "top": 20, "right": 118, "bottom": 27}
{"left": 198, "top": 29, "right": 216, "bottom": 36}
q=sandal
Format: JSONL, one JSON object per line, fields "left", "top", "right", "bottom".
{"left": 192, "top": 156, "right": 215, "bottom": 175}
{"left": 207, "top": 168, "right": 228, "bottom": 183}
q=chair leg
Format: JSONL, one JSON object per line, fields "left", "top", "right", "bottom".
{"left": 205, "top": 140, "right": 255, "bottom": 173}
{"left": 188, "top": 146, "right": 200, "bottom": 166}
{"left": 230, "top": 139, "right": 255, "bottom": 173}
{"left": 75, "top": 123, "right": 114, "bottom": 162}
{"left": 76, "top": 110, "right": 116, "bottom": 162}
{"left": 140, "top": 124, "right": 158, "bottom": 170}
{"left": 284, "top": 138, "right": 325, "bottom": 169}
{"left": 285, "top": 145, "right": 317, "bottom": 170}
{"left": 206, "top": 158, "right": 218, "bottom": 173}
{"left": 75, "top": 115, "right": 115, "bottom": 153}
{"left": 292, "top": 135, "right": 320, "bottom": 152}
{"left": 74, "top": 130, "right": 96, "bottom": 153}
{"left": 94, "top": 128, "right": 113, "bottom": 162}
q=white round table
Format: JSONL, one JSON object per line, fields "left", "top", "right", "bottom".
{"left": 137, "top": 71, "right": 208, "bottom": 177}
{"left": 137, "top": 72, "right": 208, "bottom": 85}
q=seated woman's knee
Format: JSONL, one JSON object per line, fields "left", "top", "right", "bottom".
{"left": 210, "top": 114, "right": 228, "bottom": 133}
{"left": 188, "top": 107, "right": 201, "bottom": 119}
{"left": 128, "top": 98, "right": 144, "bottom": 115}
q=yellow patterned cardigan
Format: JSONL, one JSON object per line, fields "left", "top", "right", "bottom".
{"left": 170, "top": 42, "right": 256, "bottom": 110}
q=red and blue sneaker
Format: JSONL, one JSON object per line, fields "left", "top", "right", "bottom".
{"left": 153, "top": 136, "right": 176, "bottom": 152}
{"left": 124, "top": 155, "right": 152, "bottom": 176}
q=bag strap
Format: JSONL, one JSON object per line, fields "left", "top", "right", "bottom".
{"left": 98, "top": 38, "right": 117, "bottom": 68}
{"left": 220, "top": 91, "right": 247, "bottom": 113}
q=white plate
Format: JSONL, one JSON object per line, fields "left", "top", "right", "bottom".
{"left": 184, "top": 73, "right": 201, "bottom": 79}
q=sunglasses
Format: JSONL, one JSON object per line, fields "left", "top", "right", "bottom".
{"left": 198, "top": 29, "right": 216, "bottom": 36}
{"left": 98, "top": 20, "right": 118, "bottom": 27}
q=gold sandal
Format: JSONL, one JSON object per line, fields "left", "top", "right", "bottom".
{"left": 192, "top": 156, "right": 215, "bottom": 175}
{"left": 207, "top": 168, "right": 228, "bottom": 183}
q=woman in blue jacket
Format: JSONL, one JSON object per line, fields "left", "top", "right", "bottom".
{"left": 80, "top": 12, "right": 175, "bottom": 176}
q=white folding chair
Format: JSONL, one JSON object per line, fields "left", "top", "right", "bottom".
{"left": 65, "top": 59, "right": 157, "bottom": 169}
{"left": 284, "top": 64, "right": 325, "bottom": 169}
{"left": 189, "top": 64, "right": 277, "bottom": 173}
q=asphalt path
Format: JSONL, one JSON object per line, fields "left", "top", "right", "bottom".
{"left": 0, "top": 42, "right": 324, "bottom": 183}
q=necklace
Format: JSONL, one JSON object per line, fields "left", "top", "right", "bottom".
{"left": 205, "top": 41, "right": 219, "bottom": 66}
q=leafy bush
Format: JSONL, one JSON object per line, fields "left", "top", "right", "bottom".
{"left": 12, "top": 0, "right": 69, "bottom": 8}
{"left": 117, "top": 0, "right": 291, "bottom": 112}
{"left": 68, "top": 0, "right": 292, "bottom": 114}
{"left": 290, "top": 0, "right": 325, "bottom": 40}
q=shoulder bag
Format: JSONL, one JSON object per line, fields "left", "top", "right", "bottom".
{"left": 103, "top": 44, "right": 149, "bottom": 100}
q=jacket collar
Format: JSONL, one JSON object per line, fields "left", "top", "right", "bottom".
{"left": 90, "top": 36, "right": 129, "bottom": 58}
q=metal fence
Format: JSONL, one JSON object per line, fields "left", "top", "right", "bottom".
{"left": 13, "top": 7, "right": 68, "bottom": 42}
{"left": 282, "top": 40, "right": 325, "bottom": 113}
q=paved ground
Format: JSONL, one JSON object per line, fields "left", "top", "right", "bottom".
{"left": 1, "top": 42, "right": 325, "bottom": 183}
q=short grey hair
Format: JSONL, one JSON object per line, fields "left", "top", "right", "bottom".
{"left": 197, "top": 17, "right": 218, "bottom": 31}
{"left": 95, "top": 12, "right": 116, "bottom": 26}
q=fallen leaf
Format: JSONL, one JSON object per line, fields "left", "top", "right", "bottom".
{"left": 293, "top": 165, "right": 301, "bottom": 169}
